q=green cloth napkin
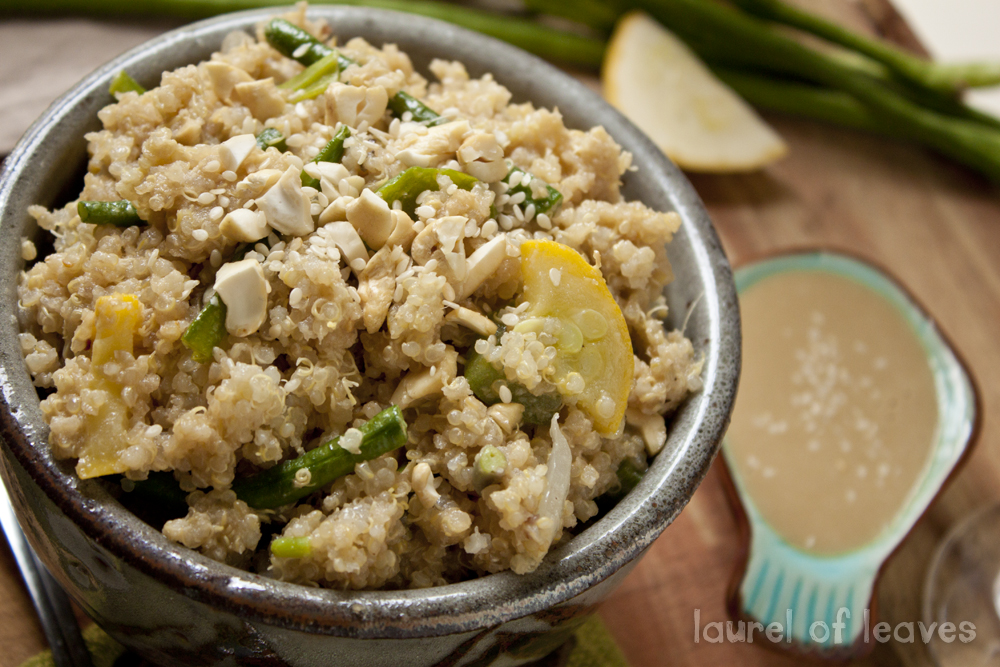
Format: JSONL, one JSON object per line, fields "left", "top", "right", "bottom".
{"left": 19, "top": 614, "right": 629, "bottom": 667}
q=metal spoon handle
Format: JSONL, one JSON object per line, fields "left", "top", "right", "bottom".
{"left": 0, "top": 477, "right": 93, "bottom": 667}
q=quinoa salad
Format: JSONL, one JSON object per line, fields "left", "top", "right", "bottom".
{"left": 17, "top": 7, "right": 703, "bottom": 589}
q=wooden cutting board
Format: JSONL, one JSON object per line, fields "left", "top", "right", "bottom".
{"left": 2, "top": 1, "right": 999, "bottom": 666}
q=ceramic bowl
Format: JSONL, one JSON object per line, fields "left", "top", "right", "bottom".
{"left": 721, "top": 250, "right": 978, "bottom": 659}
{"left": 0, "top": 7, "right": 740, "bottom": 666}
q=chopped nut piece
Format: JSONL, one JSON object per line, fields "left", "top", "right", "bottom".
{"left": 214, "top": 258, "right": 268, "bottom": 337}
{"left": 347, "top": 189, "right": 394, "bottom": 250}
{"left": 219, "top": 134, "right": 257, "bottom": 173}
{"left": 256, "top": 166, "right": 314, "bottom": 236}
{"left": 324, "top": 221, "right": 369, "bottom": 270}
{"left": 203, "top": 61, "right": 253, "bottom": 101}
{"left": 411, "top": 462, "right": 441, "bottom": 508}
{"left": 395, "top": 120, "right": 471, "bottom": 168}
{"left": 234, "top": 78, "right": 286, "bottom": 121}
{"left": 626, "top": 409, "right": 668, "bottom": 455}
{"left": 325, "top": 83, "right": 389, "bottom": 128}
{"left": 487, "top": 403, "right": 524, "bottom": 434}
{"left": 390, "top": 347, "right": 458, "bottom": 408}
{"left": 385, "top": 210, "right": 416, "bottom": 250}
{"left": 457, "top": 132, "right": 507, "bottom": 182}
{"left": 220, "top": 209, "right": 269, "bottom": 243}
{"left": 459, "top": 234, "right": 508, "bottom": 300}
{"left": 358, "top": 246, "right": 396, "bottom": 333}
{"left": 445, "top": 306, "right": 496, "bottom": 337}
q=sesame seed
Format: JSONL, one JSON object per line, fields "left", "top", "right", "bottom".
{"left": 192, "top": 229, "right": 209, "bottom": 241}
{"left": 498, "top": 384, "right": 512, "bottom": 403}
{"left": 209, "top": 206, "right": 224, "bottom": 221}
{"left": 197, "top": 192, "right": 215, "bottom": 205}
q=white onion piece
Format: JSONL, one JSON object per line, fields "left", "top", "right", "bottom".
{"left": 538, "top": 413, "right": 572, "bottom": 548}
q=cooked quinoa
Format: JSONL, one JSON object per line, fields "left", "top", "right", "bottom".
{"left": 17, "top": 6, "right": 703, "bottom": 589}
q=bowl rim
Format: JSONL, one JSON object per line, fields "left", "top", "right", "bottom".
{"left": 0, "top": 5, "right": 740, "bottom": 637}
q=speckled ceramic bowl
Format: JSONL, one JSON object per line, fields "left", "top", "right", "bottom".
{"left": 0, "top": 7, "right": 740, "bottom": 666}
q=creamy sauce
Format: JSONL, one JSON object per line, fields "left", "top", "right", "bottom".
{"left": 728, "top": 269, "right": 938, "bottom": 554}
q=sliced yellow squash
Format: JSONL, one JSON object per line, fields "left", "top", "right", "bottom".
{"left": 78, "top": 294, "right": 142, "bottom": 479}
{"left": 519, "top": 240, "right": 633, "bottom": 436}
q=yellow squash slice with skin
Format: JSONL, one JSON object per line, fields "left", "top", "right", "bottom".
{"left": 78, "top": 294, "right": 142, "bottom": 479}
{"left": 603, "top": 10, "right": 787, "bottom": 172}
{"left": 519, "top": 240, "right": 633, "bottom": 436}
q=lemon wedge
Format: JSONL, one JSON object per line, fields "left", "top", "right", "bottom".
{"left": 603, "top": 10, "right": 787, "bottom": 172}
{"left": 520, "top": 240, "right": 633, "bottom": 436}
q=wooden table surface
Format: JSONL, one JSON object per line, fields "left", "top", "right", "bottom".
{"left": 2, "top": 2, "right": 999, "bottom": 666}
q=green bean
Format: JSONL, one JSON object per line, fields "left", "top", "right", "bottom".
{"left": 77, "top": 200, "right": 144, "bottom": 227}
{"left": 473, "top": 445, "right": 507, "bottom": 492}
{"left": 388, "top": 91, "right": 448, "bottom": 126}
{"left": 301, "top": 125, "right": 351, "bottom": 190}
{"left": 270, "top": 536, "right": 312, "bottom": 558}
{"left": 377, "top": 166, "right": 478, "bottom": 215}
{"left": 233, "top": 405, "right": 407, "bottom": 509}
{"left": 464, "top": 343, "right": 562, "bottom": 426}
{"left": 181, "top": 293, "right": 227, "bottom": 363}
{"left": 503, "top": 166, "right": 562, "bottom": 216}
{"left": 264, "top": 18, "right": 343, "bottom": 68}
{"left": 255, "top": 127, "right": 287, "bottom": 152}
{"left": 108, "top": 70, "right": 145, "bottom": 96}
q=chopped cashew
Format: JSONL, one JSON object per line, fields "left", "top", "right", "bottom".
{"left": 233, "top": 79, "right": 286, "bottom": 121}
{"left": 319, "top": 196, "right": 352, "bottom": 224}
{"left": 220, "top": 209, "right": 269, "bottom": 243}
{"left": 626, "top": 409, "right": 668, "bottom": 455}
{"left": 487, "top": 403, "right": 524, "bottom": 434}
{"left": 304, "top": 161, "right": 351, "bottom": 202}
{"left": 219, "top": 134, "right": 257, "bottom": 173}
{"left": 324, "top": 221, "right": 369, "bottom": 270}
{"left": 385, "top": 210, "right": 416, "bottom": 250}
{"left": 203, "top": 61, "right": 253, "bottom": 101}
{"left": 358, "top": 246, "right": 396, "bottom": 333}
{"left": 411, "top": 216, "right": 467, "bottom": 286}
{"left": 346, "top": 189, "right": 394, "bottom": 250}
{"left": 395, "top": 120, "right": 471, "bottom": 168}
{"left": 214, "top": 259, "right": 268, "bottom": 337}
{"left": 458, "top": 234, "right": 508, "bottom": 300}
{"left": 457, "top": 133, "right": 507, "bottom": 182}
{"left": 390, "top": 348, "right": 458, "bottom": 408}
{"left": 445, "top": 306, "right": 496, "bottom": 337}
{"left": 256, "top": 165, "right": 314, "bottom": 236}
{"left": 240, "top": 168, "right": 283, "bottom": 195}
{"left": 173, "top": 119, "right": 202, "bottom": 145}
{"left": 325, "top": 83, "right": 389, "bottom": 128}
{"left": 411, "top": 462, "right": 441, "bottom": 508}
